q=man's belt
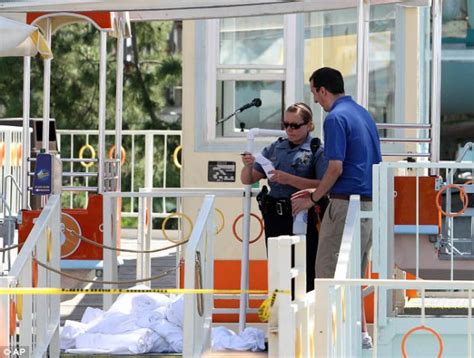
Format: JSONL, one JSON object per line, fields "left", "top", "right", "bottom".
{"left": 330, "top": 193, "right": 372, "bottom": 202}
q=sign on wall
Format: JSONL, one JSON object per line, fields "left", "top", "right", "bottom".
{"left": 208, "top": 161, "right": 236, "bottom": 182}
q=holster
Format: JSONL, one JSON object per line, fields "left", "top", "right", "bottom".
{"left": 256, "top": 185, "right": 269, "bottom": 214}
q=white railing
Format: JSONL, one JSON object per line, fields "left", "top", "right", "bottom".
{"left": 315, "top": 278, "right": 474, "bottom": 357}
{"left": 183, "top": 195, "right": 215, "bottom": 357}
{"left": 267, "top": 233, "right": 314, "bottom": 357}
{"left": 56, "top": 129, "right": 182, "bottom": 217}
{"left": 314, "top": 196, "right": 362, "bottom": 357}
{"left": 0, "top": 126, "right": 27, "bottom": 218}
{"left": 101, "top": 188, "right": 259, "bottom": 309}
{"left": 0, "top": 194, "right": 61, "bottom": 357}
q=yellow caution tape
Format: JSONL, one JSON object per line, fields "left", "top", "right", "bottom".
{"left": 258, "top": 289, "right": 283, "bottom": 322}
{"left": 0, "top": 287, "right": 290, "bottom": 296}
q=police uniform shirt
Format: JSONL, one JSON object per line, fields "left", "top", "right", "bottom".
{"left": 254, "top": 135, "right": 328, "bottom": 198}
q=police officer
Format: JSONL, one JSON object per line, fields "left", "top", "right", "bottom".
{"left": 240, "top": 102, "right": 328, "bottom": 291}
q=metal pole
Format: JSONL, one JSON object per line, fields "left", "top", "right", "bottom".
{"left": 115, "top": 29, "right": 124, "bottom": 191}
{"left": 430, "top": 0, "right": 442, "bottom": 163}
{"left": 42, "top": 18, "right": 52, "bottom": 152}
{"left": 98, "top": 30, "right": 107, "bottom": 193}
{"left": 356, "top": 0, "right": 370, "bottom": 108}
{"left": 22, "top": 57, "right": 31, "bottom": 210}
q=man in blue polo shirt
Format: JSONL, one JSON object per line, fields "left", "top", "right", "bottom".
{"left": 291, "top": 67, "right": 381, "bottom": 349}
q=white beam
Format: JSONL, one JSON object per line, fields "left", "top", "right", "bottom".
{"left": 0, "top": 0, "right": 431, "bottom": 17}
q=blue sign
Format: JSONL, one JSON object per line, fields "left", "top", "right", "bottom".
{"left": 32, "top": 153, "right": 52, "bottom": 195}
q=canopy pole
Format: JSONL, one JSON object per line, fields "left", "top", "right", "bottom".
{"left": 98, "top": 30, "right": 107, "bottom": 193}
{"left": 22, "top": 56, "right": 31, "bottom": 210}
{"left": 42, "top": 18, "right": 52, "bottom": 152}
{"left": 114, "top": 28, "right": 124, "bottom": 191}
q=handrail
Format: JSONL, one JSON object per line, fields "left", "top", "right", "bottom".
{"left": 3, "top": 194, "right": 61, "bottom": 358}
{"left": 183, "top": 195, "right": 215, "bottom": 357}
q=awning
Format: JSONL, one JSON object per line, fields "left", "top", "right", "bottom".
{"left": 0, "top": 16, "right": 53, "bottom": 59}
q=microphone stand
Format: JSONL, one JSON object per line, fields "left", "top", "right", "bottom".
{"left": 216, "top": 109, "right": 240, "bottom": 125}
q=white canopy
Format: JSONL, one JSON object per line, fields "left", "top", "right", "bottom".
{"left": 0, "top": 16, "right": 52, "bottom": 58}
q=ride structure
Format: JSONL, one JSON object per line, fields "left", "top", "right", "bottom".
{"left": 0, "top": 0, "right": 473, "bottom": 357}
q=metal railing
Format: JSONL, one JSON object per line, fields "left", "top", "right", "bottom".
{"left": 0, "top": 126, "right": 26, "bottom": 218}
{"left": 183, "top": 195, "right": 215, "bottom": 357}
{"left": 314, "top": 196, "right": 362, "bottom": 358}
{"left": 0, "top": 195, "right": 61, "bottom": 357}
{"left": 56, "top": 129, "right": 182, "bottom": 217}
{"left": 267, "top": 233, "right": 314, "bottom": 357}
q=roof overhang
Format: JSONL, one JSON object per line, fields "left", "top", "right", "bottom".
{"left": 0, "top": 0, "right": 431, "bottom": 19}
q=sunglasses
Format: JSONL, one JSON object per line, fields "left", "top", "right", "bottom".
{"left": 282, "top": 121, "right": 306, "bottom": 130}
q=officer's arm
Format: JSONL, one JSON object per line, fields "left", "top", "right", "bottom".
{"left": 241, "top": 165, "right": 265, "bottom": 185}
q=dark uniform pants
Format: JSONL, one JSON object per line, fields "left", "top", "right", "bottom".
{"left": 262, "top": 207, "right": 319, "bottom": 292}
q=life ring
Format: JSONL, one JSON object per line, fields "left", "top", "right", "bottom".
{"left": 108, "top": 145, "right": 126, "bottom": 166}
{"left": 16, "top": 294, "right": 23, "bottom": 321}
{"left": 232, "top": 213, "right": 264, "bottom": 244}
{"left": 435, "top": 184, "right": 469, "bottom": 217}
{"left": 401, "top": 325, "right": 443, "bottom": 357}
{"left": 214, "top": 208, "right": 225, "bottom": 235}
{"left": 16, "top": 143, "right": 22, "bottom": 166}
{"left": 10, "top": 144, "right": 17, "bottom": 166}
{"left": 9, "top": 299, "right": 16, "bottom": 336}
{"left": 161, "top": 212, "right": 194, "bottom": 244}
{"left": 78, "top": 144, "right": 96, "bottom": 168}
{"left": 173, "top": 145, "right": 182, "bottom": 169}
{"left": 32, "top": 259, "right": 38, "bottom": 288}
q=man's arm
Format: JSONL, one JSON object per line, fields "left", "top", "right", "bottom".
{"left": 291, "top": 160, "right": 343, "bottom": 213}
{"left": 310, "top": 159, "right": 343, "bottom": 201}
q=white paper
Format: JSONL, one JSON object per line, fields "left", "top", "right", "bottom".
{"left": 254, "top": 153, "right": 275, "bottom": 178}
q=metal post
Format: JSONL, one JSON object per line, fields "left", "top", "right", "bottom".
{"left": 430, "top": 0, "right": 442, "bottom": 163}
{"left": 22, "top": 56, "right": 31, "bottom": 210}
{"left": 115, "top": 30, "right": 124, "bottom": 191}
{"left": 42, "top": 18, "right": 52, "bottom": 152}
{"left": 98, "top": 31, "right": 107, "bottom": 193}
{"left": 356, "top": 0, "right": 370, "bottom": 108}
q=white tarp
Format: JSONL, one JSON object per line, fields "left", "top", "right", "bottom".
{"left": 0, "top": 16, "right": 52, "bottom": 58}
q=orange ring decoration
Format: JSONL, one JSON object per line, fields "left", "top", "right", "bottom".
{"left": 32, "top": 259, "right": 38, "bottom": 288}
{"left": 401, "top": 325, "right": 443, "bottom": 358}
{"left": 10, "top": 144, "right": 17, "bottom": 166}
{"left": 232, "top": 213, "right": 264, "bottom": 244}
{"left": 108, "top": 145, "right": 126, "bottom": 166}
{"left": 16, "top": 143, "right": 22, "bottom": 166}
{"left": 435, "top": 184, "right": 469, "bottom": 217}
{"left": 9, "top": 299, "right": 16, "bottom": 336}
{"left": 0, "top": 142, "right": 5, "bottom": 167}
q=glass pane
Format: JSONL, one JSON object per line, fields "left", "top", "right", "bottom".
{"left": 219, "top": 15, "right": 284, "bottom": 66}
{"left": 303, "top": 6, "right": 397, "bottom": 129}
{"left": 216, "top": 80, "right": 284, "bottom": 137}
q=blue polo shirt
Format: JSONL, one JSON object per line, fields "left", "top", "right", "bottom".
{"left": 254, "top": 135, "right": 328, "bottom": 198}
{"left": 323, "top": 96, "right": 382, "bottom": 197}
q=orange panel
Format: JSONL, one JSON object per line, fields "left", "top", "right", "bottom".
{"left": 27, "top": 12, "right": 113, "bottom": 30}
{"left": 394, "top": 176, "right": 441, "bottom": 227}
{"left": 18, "top": 194, "right": 114, "bottom": 260}
{"left": 180, "top": 260, "right": 268, "bottom": 323}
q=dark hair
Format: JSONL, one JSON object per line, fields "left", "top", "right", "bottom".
{"left": 285, "top": 102, "right": 314, "bottom": 131}
{"left": 309, "top": 67, "right": 345, "bottom": 95}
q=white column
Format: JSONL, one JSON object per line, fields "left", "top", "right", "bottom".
{"left": 98, "top": 30, "right": 107, "bottom": 193}
{"left": 430, "top": 0, "right": 442, "bottom": 163}
{"left": 356, "top": 0, "right": 370, "bottom": 108}
{"left": 22, "top": 56, "right": 31, "bottom": 209}
{"left": 115, "top": 30, "right": 124, "bottom": 191}
{"left": 42, "top": 18, "right": 52, "bottom": 152}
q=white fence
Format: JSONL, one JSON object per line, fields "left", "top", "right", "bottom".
{"left": 267, "top": 233, "right": 315, "bottom": 357}
{"left": 0, "top": 195, "right": 61, "bottom": 357}
{"left": 56, "top": 129, "right": 182, "bottom": 218}
{"left": 183, "top": 195, "right": 215, "bottom": 357}
{"left": 0, "top": 126, "right": 26, "bottom": 218}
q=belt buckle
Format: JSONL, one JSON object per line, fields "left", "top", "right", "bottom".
{"left": 276, "top": 202, "right": 284, "bottom": 216}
